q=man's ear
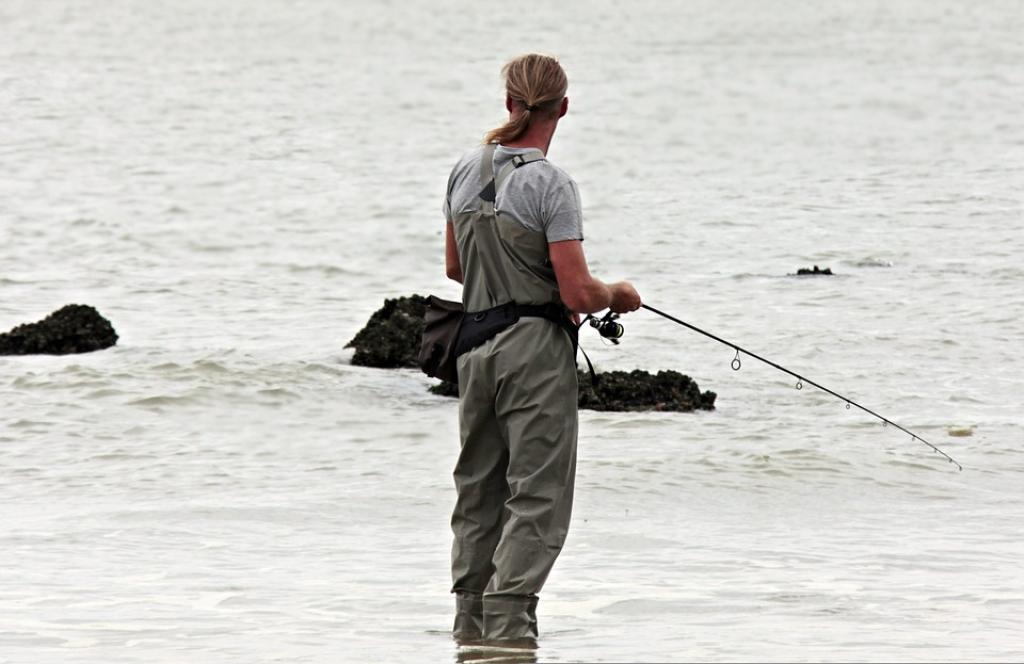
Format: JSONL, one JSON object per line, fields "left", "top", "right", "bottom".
{"left": 559, "top": 97, "right": 569, "bottom": 118}
{"left": 506, "top": 94, "right": 514, "bottom": 113}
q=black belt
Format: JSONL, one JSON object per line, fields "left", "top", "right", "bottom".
{"left": 454, "top": 301, "right": 577, "bottom": 358}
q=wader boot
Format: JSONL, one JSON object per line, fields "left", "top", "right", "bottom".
{"left": 452, "top": 590, "right": 484, "bottom": 642}
{"left": 450, "top": 144, "right": 579, "bottom": 642}
{"left": 483, "top": 594, "right": 539, "bottom": 642}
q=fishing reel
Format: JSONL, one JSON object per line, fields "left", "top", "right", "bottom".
{"left": 589, "top": 311, "right": 625, "bottom": 344}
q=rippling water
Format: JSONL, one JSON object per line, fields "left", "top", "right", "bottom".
{"left": 2, "top": 1, "right": 1022, "bottom": 662}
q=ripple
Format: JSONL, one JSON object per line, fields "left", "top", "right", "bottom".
{"left": 845, "top": 256, "right": 895, "bottom": 268}
{"left": 595, "top": 599, "right": 692, "bottom": 615}
{"left": 127, "top": 394, "right": 198, "bottom": 408}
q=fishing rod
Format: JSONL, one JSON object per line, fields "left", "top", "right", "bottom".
{"left": 591, "top": 305, "right": 963, "bottom": 471}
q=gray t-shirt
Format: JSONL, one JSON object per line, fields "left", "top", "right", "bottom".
{"left": 442, "top": 144, "right": 584, "bottom": 242}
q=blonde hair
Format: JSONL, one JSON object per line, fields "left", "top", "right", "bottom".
{"left": 484, "top": 54, "right": 568, "bottom": 145}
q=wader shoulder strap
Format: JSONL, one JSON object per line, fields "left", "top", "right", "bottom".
{"left": 480, "top": 144, "right": 497, "bottom": 186}
{"left": 479, "top": 148, "right": 545, "bottom": 203}
{"left": 494, "top": 150, "right": 545, "bottom": 197}
{"left": 478, "top": 144, "right": 498, "bottom": 203}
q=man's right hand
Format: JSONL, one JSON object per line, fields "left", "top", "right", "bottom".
{"left": 609, "top": 281, "right": 641, "bottom": 314}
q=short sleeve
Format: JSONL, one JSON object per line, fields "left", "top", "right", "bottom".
{"left": 542, "top": 180, "right": 584, "bottom": 242}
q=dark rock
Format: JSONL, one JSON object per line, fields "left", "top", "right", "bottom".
{"left": 578, "top": 369, "right": 716, "bottom": 412}
{"left": 796, "top": 265, "right": 833, "bottom": 276}
{"left": 346, "top": 295, "right": 428, "bottom": 368}
{"left": 430, "top": 369, "right": 716, "bottom": 412}
{"left": 0, "top": 304, "right": 118, "bottom": 355}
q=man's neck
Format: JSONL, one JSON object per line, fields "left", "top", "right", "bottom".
{"left": 501, "top": 122, "right": 556, "bottom": 155}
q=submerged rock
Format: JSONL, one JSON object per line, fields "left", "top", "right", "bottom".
{"left": 346, "top": 295, "right": 428, "bottom": 368}
{"left": 429, "top": 380, "right": 460, "bottom": 398}
{"left": 430, "top": 369, "right": 716, "bottom": 412}
{"left": 796, "top": 265, "right": 833, "bottom": 276}
{"left": 0, "top": 304, "right": 118, "bottom": 355}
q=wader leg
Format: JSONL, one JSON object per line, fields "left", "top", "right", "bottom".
{"left": 451, "top": 352, "right": 509, "bottom": 634}
{"left": 483, "top": 324, "right": 578, "bottom": 640}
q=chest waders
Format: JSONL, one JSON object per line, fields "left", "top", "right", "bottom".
{"left": 450, "top": 144, "right": 579, "bottom": 643}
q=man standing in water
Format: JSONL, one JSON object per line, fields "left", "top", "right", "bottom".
{"left": 442, "top": 53, "right": 642, "bottom": 645}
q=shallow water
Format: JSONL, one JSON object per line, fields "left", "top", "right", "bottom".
{"left": 2, "top": 0, "right": 1023, "bottom": 662}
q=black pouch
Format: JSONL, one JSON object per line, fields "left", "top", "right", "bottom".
{"left": 454, "top": 302, "right": 520, "bottom": 357}
{"left": 417, "top": 295, "right": 464, "bottom": 383}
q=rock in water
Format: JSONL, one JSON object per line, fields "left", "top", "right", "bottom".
{"left": 429, "top": 379, "right": 460, "bottom": 398}
{"left": 0, "top": 304, "right": 118, "bottom": 355}
{"left": 431, "top": 369, "right": 716, "bottom": 412}
{"left": 579, "top": 369, "right": 715, "bottom": 412}
{"left": 346, "top": 295, "right": 428, "bottom": 368}
{"left": 796, "top": 265, "right": 833, "bottom": 276}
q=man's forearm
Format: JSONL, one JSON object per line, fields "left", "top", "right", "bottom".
{"left": 566, "top": 277, "right": 612, "bottom": 314}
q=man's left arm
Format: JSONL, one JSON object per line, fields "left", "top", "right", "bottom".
{"left": 445, "top": 221, "right": 463, "bottom": 284}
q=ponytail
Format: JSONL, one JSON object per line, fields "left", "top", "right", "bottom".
{"left": 484, "top": 54, "right": 568, "bottom": 145}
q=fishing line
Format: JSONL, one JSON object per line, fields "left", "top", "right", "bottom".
{"left": 640, "top": 303, "right": 963, "bottom": 471}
